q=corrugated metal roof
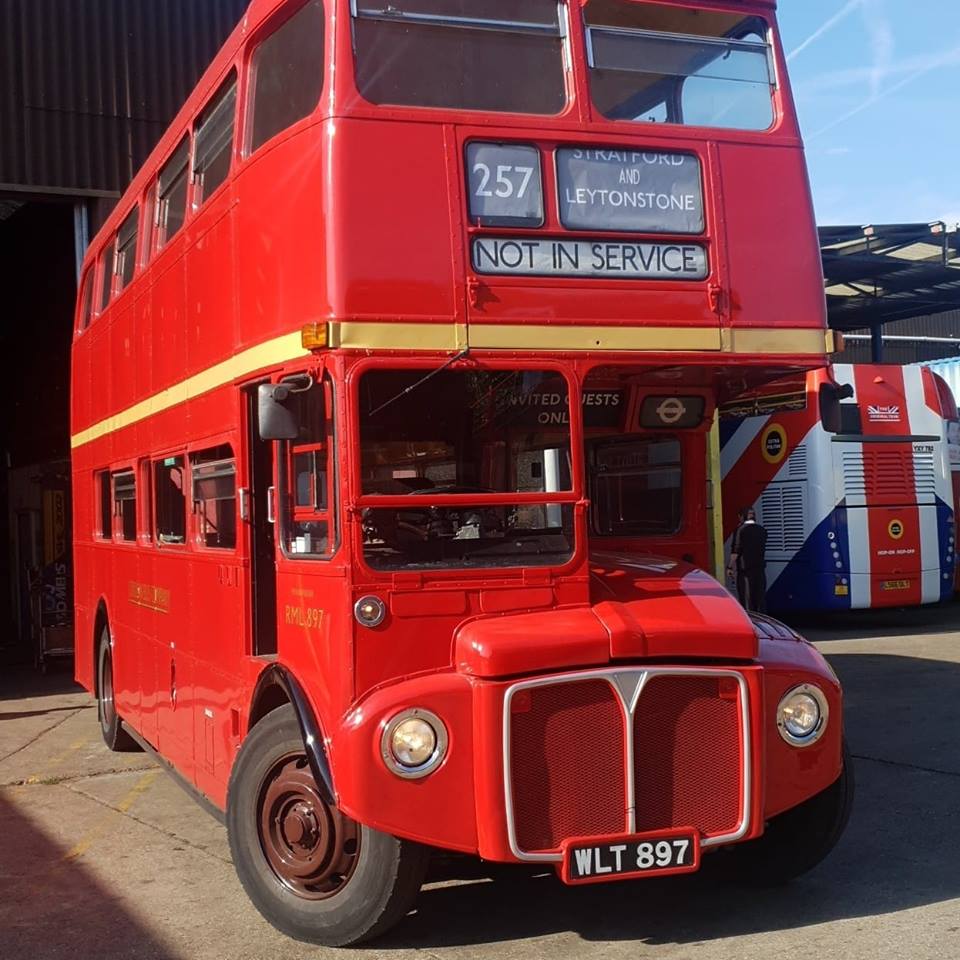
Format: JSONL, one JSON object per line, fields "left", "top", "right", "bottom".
{"left": 0, "top": 0, "right": 248, "bottom": 197}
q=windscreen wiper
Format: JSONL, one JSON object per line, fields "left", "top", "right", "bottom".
{"left": 366, "top": 347, "right": 469, "bottom": 418}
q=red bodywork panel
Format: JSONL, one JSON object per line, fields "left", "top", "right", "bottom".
{"left": 456, "top": 555, "right": 757, "bottom": 678}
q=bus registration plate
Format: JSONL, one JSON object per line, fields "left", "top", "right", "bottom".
{"left": 880, "top": 579, "right": 911, "bottom": 591}
{"left": 561, "top": 829, "right": 700, "bottom": 885}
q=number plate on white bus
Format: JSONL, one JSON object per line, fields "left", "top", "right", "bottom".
{"left": 561, "top": 829, "right": 699, "bottom": 885}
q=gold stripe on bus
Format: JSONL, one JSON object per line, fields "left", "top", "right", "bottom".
{"left": 720, "top": 327, "right": 832, "bottom": 356}
{"left": 331, "top": 321, "right": 467, "bottom": 351}
{"left": 71, "top": 332, "right": 308, "bottom": 450}
{"left": 468, "top": 324, "right": 722, "bottom": 352}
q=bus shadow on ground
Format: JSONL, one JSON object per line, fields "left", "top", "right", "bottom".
{"left": 0, "top": 790, "right": 179, "bottom": 960}
{"left": 378, "top": 651, "right": 960, "bottom": 950}
{"left": 0, "top": 665, "right": 84, "bottom": 702}
{"left": 782, "top": 598, "right": 960, "bottom": 642}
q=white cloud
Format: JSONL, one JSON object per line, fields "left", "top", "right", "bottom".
{"left": 861, "top": 0, "right": 895, "bottom": 97}
{"left": 787, "top": 0, "right": 864, "bottom": 62}
{"left": 799, "top": 44, "right": 960, "bottom": 95}
{"left": 808, "top": 43, "right": 960, "bottom": 139}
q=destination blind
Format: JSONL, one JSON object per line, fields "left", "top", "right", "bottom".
{"left": 556, "top": 148, "right": 704, "bottom": 234}
{"left": 471, "top": 236, "right": 708, "bottom": 281}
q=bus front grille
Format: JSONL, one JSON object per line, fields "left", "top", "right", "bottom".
{"left": 509, "top": 679, "right": 627, "bottom": 853}
{"left": 632, "top": 675, "right": 743, "bottom": 839}
{"left": 505, "top": 670, "right": 748, "bottom": 858}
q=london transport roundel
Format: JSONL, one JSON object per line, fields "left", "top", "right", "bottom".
{"left": 888, "top": 519, "right": 905, "bottom": 540}
{"left": 655, "top": 397, "right": 687, "bottom": 425}
{"left": 760, "top": 423, "right": 788, "bottom": 465}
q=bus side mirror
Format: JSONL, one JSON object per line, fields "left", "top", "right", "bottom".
{"left": 819, "top": 382, "right": 854, "bottom": 434}
{"left": 258, "top": 384, "right": 299, "bottom": 440}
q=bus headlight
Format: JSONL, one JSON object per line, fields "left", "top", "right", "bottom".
{"left": 381, "top": 709, "right": 448, "bottom": 778}
{"left": 777, "top": 684, "right": 828, "bottom": 746}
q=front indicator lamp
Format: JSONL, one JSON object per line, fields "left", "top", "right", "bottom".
{"left": 381, "top": 709, "right": 448, "bottom": 779}
{"left": 354, "top": 595, "right": 386, "bottom": 628}
{"left": 777, "top": 684, "right": 829, "bottom": 746}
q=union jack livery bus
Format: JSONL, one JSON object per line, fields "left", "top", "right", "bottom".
{"left": 71, "top": 0, "right": 850, "bottom": 945}
{"left": 721, "top": 364, "right": 957, "bottom": 612}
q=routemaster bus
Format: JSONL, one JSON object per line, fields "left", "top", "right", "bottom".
{"left": 721, "top": 363, "right": 957, "bottom": 612}
{"left": 72, "top": 0, "right": 850, "bottom": 946}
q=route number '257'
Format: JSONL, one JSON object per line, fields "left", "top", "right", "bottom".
{"left": 466, "top": 143, "right": 543, "bottom": 225}
{"left": 472, "top": 163, "right": 535, "bottom": 200}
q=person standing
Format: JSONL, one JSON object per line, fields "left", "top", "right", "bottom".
{"left": 727, "top": 507, "right": 768, "bottom": 613}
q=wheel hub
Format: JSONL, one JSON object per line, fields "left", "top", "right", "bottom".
{"left": 258, "top": 755, "right": 360, "bottom": 900}
{"left": 280, "top": 801, "right": 319, "bottom": 849}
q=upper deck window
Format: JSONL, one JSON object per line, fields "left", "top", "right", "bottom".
{"left": 155, "top": 137, "right": 190, "bottom": 250}
{"left": 193, "top": 75, "right": 237, "bottom": 206}
{"left": 78, "top": 271, "right": 94, "bottom": 331}
{"left": 584, "top": 1, "right": 775, "bottom": 131}
{"left": 98, "top": 244, "right": 114, "bottom": 313}
{"left": 115, "top": 208, "right": 139, "bottom": 292}
{"left": 352, "top": 0, "right": 568, "bottom": 115}
{"left": 248, "top": 0, "right": 325, "bottom": 154}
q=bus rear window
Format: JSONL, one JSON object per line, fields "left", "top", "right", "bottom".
{"left": 584, "top": 1, "right": 775, "bottom": 131}
{"left": 352, "top": 1, "right": 567, "bottom": 115}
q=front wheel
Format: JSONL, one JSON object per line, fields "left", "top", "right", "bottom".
{"left": 227, "top": 704, "right": 429, "bottom": 946}
{"left": 731, "top": 739, "right": 854, "bottom": 884}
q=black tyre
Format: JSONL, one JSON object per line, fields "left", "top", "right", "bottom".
{"left": 97, "top": 629, "right": 139, "bottom": 752}
{"left": 732, "top": 738, "right": 854, "bottom": 884}
{"left": 227, "top": 704, "right": 429, "bottom": 947}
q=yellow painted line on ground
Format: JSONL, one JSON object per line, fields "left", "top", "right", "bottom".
{"left": 24, "top": 738, "right": 90, "bottom": 783}
{"left": 63, "top": 769, "right": 160, "bottom": 862}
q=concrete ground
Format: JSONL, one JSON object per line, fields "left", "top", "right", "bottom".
{"left": 2, "top": 607, "right": 959, "bottom": 960}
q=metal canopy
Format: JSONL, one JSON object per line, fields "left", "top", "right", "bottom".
{"left": 820, "top": 222, "right": 960, "bottom": 333}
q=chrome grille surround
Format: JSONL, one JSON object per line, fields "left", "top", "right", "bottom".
{"left": 502, "top": 666, "right": 751, "bottom": 862}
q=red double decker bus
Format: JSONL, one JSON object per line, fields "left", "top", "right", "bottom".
{"left": 72, "top": 0, "right": 850, "bottom": 946}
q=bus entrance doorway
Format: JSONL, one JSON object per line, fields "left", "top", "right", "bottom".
{"left": 245, "top": 387, "right": 278, "bottom": 658}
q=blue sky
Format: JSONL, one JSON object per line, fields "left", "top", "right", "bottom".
{"left": 777, "top": 1, "right": 960, "bottom": 227}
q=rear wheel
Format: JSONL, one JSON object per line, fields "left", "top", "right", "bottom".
{"left": 227, "top": 704, "right": 429, "bottom": 946}
{"left": 732, "top": 739, "right": 854, "bottom": 884}
{"left": 97, "top": 628, "right": 139, "bottom": 752}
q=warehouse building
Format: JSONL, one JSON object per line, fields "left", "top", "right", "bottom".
{"left": 1, "top": 1, "right": 248, "bottom": 665}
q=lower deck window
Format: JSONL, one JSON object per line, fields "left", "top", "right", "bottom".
{"left": 155, "top": 457, "right": 186, "bottom": 545}
{"left": 97, "top": 471, "right": 111, "bottom": 540}
{"left": 112, "top": 471, "right": 137, "bottom": 542}
{"left": 191, "top": 447, "right": 237, "bottom": 550}
{"left": 591, "top": 437, "right": 682, "bottom": 536}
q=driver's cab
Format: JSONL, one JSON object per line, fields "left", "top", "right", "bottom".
{"left": 582, "top": 369, "right": 714, "bottom": 571}
{"left": 260, "top": 360, "right": 714, "bottom": 579}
